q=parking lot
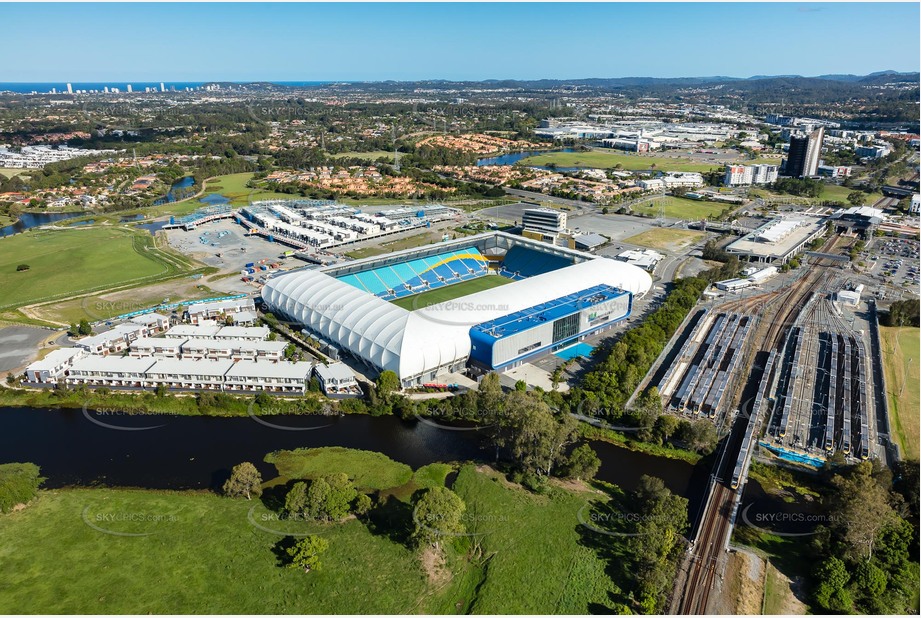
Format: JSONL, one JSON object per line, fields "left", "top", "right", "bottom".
{"left": 869, "top": 237, "right": 920, "bottom": 296}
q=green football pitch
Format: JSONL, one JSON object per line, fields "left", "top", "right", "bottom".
{"left": 390, "top": 274, "right": 513, "bottom": 310}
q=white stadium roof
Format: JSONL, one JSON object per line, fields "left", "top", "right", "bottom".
{"left": 263, "top": 257, "right": 651, "bottom": 383}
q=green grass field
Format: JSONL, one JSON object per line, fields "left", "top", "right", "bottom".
{"left": 516, "top": 151, "right": 721, "bottom": 173}
{"left": 266, "top": 447, "right": 414, "bottom": 491}
{"left": 624, "top": 228, "right": 706, "bottom": 252}
{"left": 880, "top": 326, "right": 920, "bottom": 460}
{"left": 631, "top": 196, "right": 732, "bottom": 220}
{"left": 819, "top": 183, "right": 883, "bottom": 205}
{"left": 391, "top": 274, "right": 513, "bottom": 311}
{"left": 0, "top": 227, "right": 194, "bottom": 311}
{"left": 0, "top": 454, "right": 623, "bottom": 614}
{"left": 199, "top": 173, "right": 296, "bottom": 206}
{"left": 330, "top": 151, "right": 395, "bottom": 162}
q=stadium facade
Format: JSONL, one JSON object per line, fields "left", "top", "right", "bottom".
{"left": 263, "top": 232, "right": 652, "bottom": 386}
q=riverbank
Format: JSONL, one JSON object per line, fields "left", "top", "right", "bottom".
{"left": 0, "top": 452, "right": 623, "bottom": 614}
{"left": 580, "top": 421, "right": 702, "bottom": 465}
{"left": 0, "top": 385, "right": 332, "bottom": 417}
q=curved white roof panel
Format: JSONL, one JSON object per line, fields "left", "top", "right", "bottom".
{"left": 262, "top": 257, "right": 651, "bottom": 382}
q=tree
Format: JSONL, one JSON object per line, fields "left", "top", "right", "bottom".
{"left": 412, "top": 486, "right": 465, "bottom": 549}
{"left": 15, "top": 264, "right": 29, "bottom": 271}
{"left": 306, "top": 473, "right": 357, "bottom": 521}
{"left": 565, "top": 444, "right": 601, "bottom": 481}
{"left": 286, "top": 535, "right": 329, "bottom": 573}
{"left": 847, "top": 191, "right": 866, "bottom": 206}
{"left": 653, "top": 414, "right": 681, "bottom": 443}
{"left": 353, "top": 493, "right": 373, "bottom": 517}
{"left": 812, "top": 557, "right": 852, "bottom": 612}
{"left": 285, "top": 481, "right": 308, "bottom": 517}
{"left": 514, "top": 380, "right": 527, "bottom": 392}
{"left": 254, "top": 391, "right": 274, "bottom": 409}
{"left": 375, "top": 370, "right": 400, "bottom": 398}
{"left": 77, "top": 319, "right": 92, "bottom": 336}
{"left": 223, "top": 462, "right": 263, "bottom": 500}
{"left": 503, "top": 391, "right": 578, "bottom": 477}
{"left": 829, "top": 461, "right": 897, "bottom": 562}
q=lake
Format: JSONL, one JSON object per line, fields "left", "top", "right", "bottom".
{"left": 0, "top": 211, "right": 85, "bottom": 238}
{"left": 153, "top": 176, "right": 196, "bottom": 205}
{"left": 476, "top": 148, "right": 578, "bottom": 167}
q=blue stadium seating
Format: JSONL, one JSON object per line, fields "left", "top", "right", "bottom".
{"left": 338, "top": 246, "right": 490, "bottom": 300}
{"left": 500, "top": 246, "right": 572, "bottom": 279}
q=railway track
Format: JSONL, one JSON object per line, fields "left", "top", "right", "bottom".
{"left": 673, "top": 236, "right": 845, "bottom": 615}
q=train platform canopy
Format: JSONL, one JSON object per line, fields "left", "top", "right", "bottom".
{"left": 726, "top": 215, "right": 825, "bottom": 263}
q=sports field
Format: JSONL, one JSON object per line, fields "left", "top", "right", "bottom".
{"left": 0, "top": 227, "right": 194, "bottom": 312}
{"left": 625, "top": 228, "right": 706, "bottom": 252}
{"left": 391, "top": 274, "right": 513, "bottom": 310}
{"left": 880, "top": 326, "right": 920, "bottom": 460}
{"left": 631, "top": 196, "right": 732, "bottom": 220}
{"left": 330, "top": 151, "right": 395, "bottom": 162}
{"left": 516, "top": 151, "right": 720, "bottom": 173}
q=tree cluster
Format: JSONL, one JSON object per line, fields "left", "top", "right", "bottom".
{"left": 808, "top": 460, "right": 919, "bottom": 614}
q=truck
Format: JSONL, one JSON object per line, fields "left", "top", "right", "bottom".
{"left": 245, "top": 262, "right": 255, "bottom": 268}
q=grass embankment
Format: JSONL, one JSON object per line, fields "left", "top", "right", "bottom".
{"left": 516, "top": 150, "right": 719, "bottom": 173}
{"left": 579, "top": 423, "right": 702, "bottom": 465}
{"left": 624, "top": 228, "right": 706, "bottom": 252}
{"left": 345, "top": 231, "right": 444, "bottom": 259}
{"left": 391, "top": 275, "right": 512, "bottom": 311}
{"left": 879, "top": 326, "right": 920, "bottom": 460}
{"left": 631, "top": 196, "right": 732, "bottom": 220}
{"left": 0, "top": 449, "right": 622, "bottom": 614}
{"left": 0, "top": 168, "right": 28, "bottom": 179}
{"left": 0, "top": 227, "right": 198, "bottom": 314}
{"left": 0, "top": 386, "right": 329, "bottom": 417}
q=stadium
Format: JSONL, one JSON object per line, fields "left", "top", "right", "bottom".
{"left": 262, "top": 231, "right": 652, "bottom": 387}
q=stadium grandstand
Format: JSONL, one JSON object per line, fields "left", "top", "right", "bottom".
{"left": 262, "top": 231, "right": 651, "bottom": 386}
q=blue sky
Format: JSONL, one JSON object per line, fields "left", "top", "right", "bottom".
{"left": 3, "top": 3, "right": 919, "bottom": 82}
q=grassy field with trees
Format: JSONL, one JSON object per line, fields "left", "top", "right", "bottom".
{"left": 0, "top": 446, "right": 690, "bottom": 614}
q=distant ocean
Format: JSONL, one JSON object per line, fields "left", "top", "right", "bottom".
{"left": 0, "top": 81, "right": 332, "bottom": 94}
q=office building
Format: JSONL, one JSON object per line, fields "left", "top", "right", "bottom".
{"left": 66, "top": 83, "right": 73, "bottom": 94}
{"left": 784, "top": 127, "right": 824, "bottom": 177}
{"left": 521, "top": 208, "right": 567, "bottom": 239}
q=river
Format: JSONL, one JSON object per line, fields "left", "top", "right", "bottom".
{"left": 0, "top": 406, "right": 812, "bottom": 533}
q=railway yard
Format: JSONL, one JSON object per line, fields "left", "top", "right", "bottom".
{"left": 667, "top": 234, "right": 901, "bottom": 615}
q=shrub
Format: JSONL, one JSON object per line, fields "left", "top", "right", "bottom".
{"left": 0, "top": 463, "right": 44, "bottom": 513}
